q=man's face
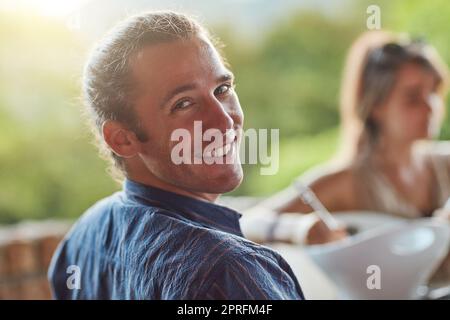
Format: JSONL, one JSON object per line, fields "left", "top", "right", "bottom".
{"left": 128, "top": 36, "right": 244, "bottom": 198}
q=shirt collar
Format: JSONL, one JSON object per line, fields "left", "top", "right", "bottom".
{"left": 123, "top": 178, "right": 243, "bottom": 237}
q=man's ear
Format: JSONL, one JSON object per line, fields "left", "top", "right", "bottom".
{"left": 102, "top": 120, "right": 140, "bottom": 158}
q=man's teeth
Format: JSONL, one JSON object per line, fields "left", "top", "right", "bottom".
{"left": 205, "top": 143, "right": 233, "bottom": 158}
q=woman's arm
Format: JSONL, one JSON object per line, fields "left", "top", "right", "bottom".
{"left": 258, "top": 167, "right": 356, "bottom": 214}
{"left": 241, "top": 167, "right": 355, "bottom": 244}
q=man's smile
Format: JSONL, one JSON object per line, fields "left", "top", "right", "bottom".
{"left": 193, "top": 129, "right": 238, "bottom": 163}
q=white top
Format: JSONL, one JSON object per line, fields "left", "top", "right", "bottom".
{"left": 351, "top": 142, "right": 450, "bottom": 219}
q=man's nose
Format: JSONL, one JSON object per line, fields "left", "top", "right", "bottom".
{"left": 203, "top": 95, "right": 236, "bottom": 133}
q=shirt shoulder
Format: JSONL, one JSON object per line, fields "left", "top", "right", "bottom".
{"left": 129, "top": 212, "right": 302, "bottom": 300}
{"left": 192, "top": 244, "right": 304, "bottom": 300}
{"left": 181, "top": 233, "right": 304, "bottom": 300}
{"left": 49, "top": 192, "right": 303, "bottom": 300}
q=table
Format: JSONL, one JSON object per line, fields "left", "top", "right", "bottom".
{"left": 268, "top": 243, "right": 338, "bottom": 299}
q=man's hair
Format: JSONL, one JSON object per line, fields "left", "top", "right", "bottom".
{"left": 82, "top": 11, "right": 219, "bottom": 180}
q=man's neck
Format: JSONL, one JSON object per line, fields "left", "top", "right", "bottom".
{"left": 125, "top": 172, "right": 220, "bottom": 203}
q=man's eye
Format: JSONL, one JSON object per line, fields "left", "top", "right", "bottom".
{"left": 214, "top": 84, "right": 233, "bottom": 96}
{"left": 173, "top": 100, "right": 192, "bottom": 111}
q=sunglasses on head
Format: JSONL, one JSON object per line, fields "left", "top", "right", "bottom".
{"left": 369, "top": 37, "right": 427, "bottom": 66}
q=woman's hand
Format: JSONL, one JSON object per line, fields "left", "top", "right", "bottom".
{"left": 305, "top": 218, "right": 348, "bottom": 245}
{"left": 241, "top": 206, "right": 349, "bottom": 245}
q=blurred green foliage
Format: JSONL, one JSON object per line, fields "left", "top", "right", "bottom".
{"left": 0, "top": 13, "right": 119, "bottom": 223}
{"left": 1, "top": 1, "right": 449, "bottom": 223}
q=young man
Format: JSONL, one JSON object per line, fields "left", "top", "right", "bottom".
{"left": 48, "top": 11, "right": 305, "bottom": 300}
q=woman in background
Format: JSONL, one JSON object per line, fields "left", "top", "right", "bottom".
{"left": 241, "top": 31, "right": 449, "bottom": 248}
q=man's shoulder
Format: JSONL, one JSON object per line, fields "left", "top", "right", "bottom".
{"left": 63, "top": 191, "right": 281, "bottom": 261}
{"left": 58, "top": 191, "right": 175, "bottom": 256}
{"left": 74, "top": 191, "right": 164, "bottom": 229}
{"left": 183, "top": 228, "right": 289, "bottom": 280}
{"left": 67, "top": 193, "right": 249, "bottom": 254}
{"left": 187, "top": 233, "right": 304, "bottom": 299}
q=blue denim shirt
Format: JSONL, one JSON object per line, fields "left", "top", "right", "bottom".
{"left": 48, "top": 179, "right": 305, "bottom": 300}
